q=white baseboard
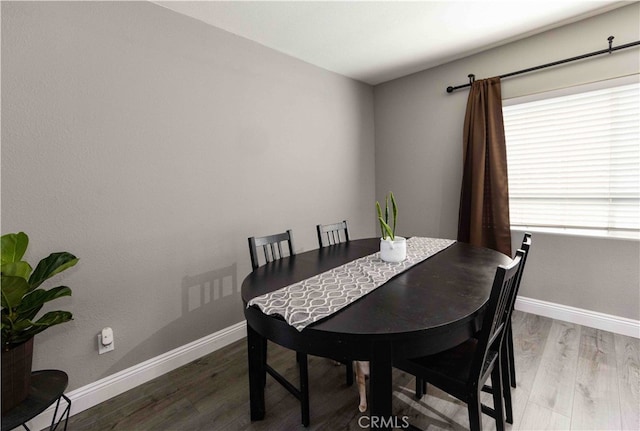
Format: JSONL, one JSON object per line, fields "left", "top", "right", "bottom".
{"left": 24, "top": 298, "right": 640, "bottom": 429}
{"left": 25, "top": 321, "right": 247, "bottom": 431}
{"left": 515, "top": 296, "right": 640, "bottom": 338}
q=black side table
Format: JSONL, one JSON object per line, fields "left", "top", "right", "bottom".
{"left": 1, "top": 370, "right": 71, "bottom": 431}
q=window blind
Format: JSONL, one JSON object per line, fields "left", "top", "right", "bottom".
{"left": 503, "top": 79, "right": 640, "bottom": 236}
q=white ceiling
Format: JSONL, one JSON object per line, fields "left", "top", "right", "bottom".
{"left": 155, "top": 1, "right": 629, "bottom": 85}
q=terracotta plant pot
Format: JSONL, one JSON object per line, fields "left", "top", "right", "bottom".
{"left": 1, "top": 337, "right": 34, "bottom": 414}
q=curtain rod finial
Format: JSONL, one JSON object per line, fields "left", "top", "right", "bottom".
{"left": 446, "top": 86, "right": 454, "bottom": 93}
{"left": 608, "top": 36, "right": 614, "bottom": 53}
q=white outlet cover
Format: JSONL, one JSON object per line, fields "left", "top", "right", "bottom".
{"left": 98, "top": 334, "right": 114, "bottom": 354}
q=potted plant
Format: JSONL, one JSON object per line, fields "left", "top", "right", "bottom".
{"left": 1, "top": 232, "right": 79, "bottom": 413}
{"left": 376, "top": 192, "right": 407, "bottom": 262}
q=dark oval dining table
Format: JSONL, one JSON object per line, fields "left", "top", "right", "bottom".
{"left": 241, "top": 237, "right": 510, "bottom": 429}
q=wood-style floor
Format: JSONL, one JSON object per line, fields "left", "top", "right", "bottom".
{"left": 65, "top": 311, "right": 639, "bottom": 430}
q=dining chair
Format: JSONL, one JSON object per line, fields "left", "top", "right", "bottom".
{"left": 248, "top": 229, "right": 295, "bottom": 270}
{"left": 464, "top": 233, "right": 533, "bottom": 413}
{"left": 316, "top": 221, "right": 355, "bottom": 387}
{"left": 316, "top": 220, "right": 350, "bottom": 248}
{"left": 505, "top": 233, "right": 532, "bottom": 388}
{"left": 247, "top": 230, "right": 311, "bottom": 425}
{"left": 467, "top": 234, "right": 533, "bottom": 422}
{"left": 395, "top": 249, "right": 525, "bottom": 431}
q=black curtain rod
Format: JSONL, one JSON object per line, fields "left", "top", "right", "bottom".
{"left": 446, "top": 36, "right": 640, "bottom": 93}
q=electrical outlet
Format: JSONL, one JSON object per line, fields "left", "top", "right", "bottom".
{"left": 98, "top": 328, "right": 115, "bottom": 354}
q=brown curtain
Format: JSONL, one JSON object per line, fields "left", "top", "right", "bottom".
{"left": 457, "top": 77, "right": 512, "bottom": 256}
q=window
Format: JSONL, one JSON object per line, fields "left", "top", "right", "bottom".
{"left": 503, "top": 76, "right": 639, "bottom": 239}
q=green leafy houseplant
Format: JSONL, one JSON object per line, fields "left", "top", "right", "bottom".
{"left": 1, "top": 232, "right": 79, "bottom": 348}
{"left": 1, "top": 231, "right": 79, "bottom": 413}
{"left": 376, "top": 192, "right": 398, "bottom": 240}
{"left": 376, "top": 192, "right": 407, "bottom": 263}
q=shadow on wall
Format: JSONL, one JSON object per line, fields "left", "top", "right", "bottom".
{"left": 104, "top": 263, "right": 241, "bottom": 377}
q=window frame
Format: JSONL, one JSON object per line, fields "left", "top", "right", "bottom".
{"left": 502, "top": 74, "right": 640, "bottom": 241}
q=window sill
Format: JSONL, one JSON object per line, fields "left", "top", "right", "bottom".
{"left": 510, "top": 226, "right": 639, "bottom": 241}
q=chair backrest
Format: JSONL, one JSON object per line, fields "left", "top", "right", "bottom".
{"left": 316, "top": 220, "right": 350, "bottom": 248}
{"left": 508, "top": 233, "right": 532, "bottom": 312}
{"left": 470, "top": 249, "right": 525, "bottom": 383}
{"left": 248, "top": 230, "right": 295, "bottom": 270}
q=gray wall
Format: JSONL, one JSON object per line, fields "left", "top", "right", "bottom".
{"left": 3, "top": 0, "right": 639, "bottom": 396}
{"left": 374, "top": 3, "right": 640, "bottom": 320}
{"left": 1, "top": 1, "right": 376, "bottom": 391}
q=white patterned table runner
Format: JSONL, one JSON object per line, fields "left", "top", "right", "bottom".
{"left": 247, "top": 237, "right": 456, "bottom": 331}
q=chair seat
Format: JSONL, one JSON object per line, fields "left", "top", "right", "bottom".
{"left": 396, "top": 339, "right": 498, "bottom": 401}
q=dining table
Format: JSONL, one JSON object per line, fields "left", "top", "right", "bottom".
{"left": 241, "top": 237, "right": 510, "bottom": 430}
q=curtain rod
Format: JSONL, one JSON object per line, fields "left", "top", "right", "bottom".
{"left": 446, "top": 36, "right": 640, "bottom": 93}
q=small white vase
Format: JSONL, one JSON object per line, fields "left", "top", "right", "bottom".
{"left": 380, "top": 236, "right": 407, "bottom": 263}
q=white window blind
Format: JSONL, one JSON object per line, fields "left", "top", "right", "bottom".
{"left": 503, "top": 78, "right": 640, "bottom": 237}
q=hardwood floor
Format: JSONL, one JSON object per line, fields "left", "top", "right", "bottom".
{"left": 65, "top": 311, "right": 639, "bottom": 430}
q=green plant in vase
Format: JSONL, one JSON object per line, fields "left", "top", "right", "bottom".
{"left": 376, "top": 192, "right": 398, "bottom": 240}
{"left": 376, "top": 192, "right": 406, "bottom": 262}
{"left": 1, "top": 231, "right": 79, "bottom": 413}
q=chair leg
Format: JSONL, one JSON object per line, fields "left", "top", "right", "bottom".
{"left": 415, "top": 377, "right": 424, "bottom": 399}
{"left": 262, "top": 341, "right": 268, "bottom": 388}
{"left": 415, "top": 377, "right": 428, "bottom": 399}
{"left": 298, "top": 353, "right": 310, "bottom": 427}
{"left": 507, "top": 325, "right": 516, "bottom": 388}
{"left": 345, "top": 361, "right": 354, "bottom": 386}
{"left": 468, "top": 393, "right": 483, "bottom": 431}
{"left": 491, "top": 365, "right": 506, "bottom": 431}
{"left": 500, "top": 349, "right": 513, "bottom": 424}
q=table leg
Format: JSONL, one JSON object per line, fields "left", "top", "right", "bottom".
{"left": 370, "top": 342, "right": 393, "bottom": 431}
{"left": 247, "top": 324, "right": 266, "bottom": 421}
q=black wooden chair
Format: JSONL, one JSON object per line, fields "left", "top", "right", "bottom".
{"left": 316, "top": 221, "right": 355, "bottom": 384}
{"left": 505, "top": 233, "right": 532, "bottom": 388}
{"left": 463, "top": 234, "right": 533, "bottom": 417}
{"left": 248, "top": 229, "right": 296, "bottom": 270}
{"left": 247, "top": 230, "right": 311, "bottom": 426}
{"left": 474, "top": 234, "right": 532, "bottom": 424}
{"left": 394, "top": 249, "right": 525, "bottom": 431}
{"left": 316, "top": 220, "right": 350, "bottom": 248}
